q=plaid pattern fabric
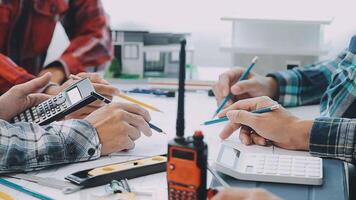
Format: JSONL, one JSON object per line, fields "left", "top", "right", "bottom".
{"left": 310, "top": 117, "right": 356, "bottom": 163}
{"left": 268, "top": 50, "right": 347, "bottom": 109}
{"left": 269, "top": 49, "right": 356, "bottom": 163}
{"left": 0, "top": 0, "right": 113, "bottom": 93}
{"left": 0, "top": 119, "right": 100, "bottom": 173}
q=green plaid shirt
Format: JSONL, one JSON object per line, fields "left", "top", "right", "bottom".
{"left": 269, "top": 50, "right": 356, "bottom": 163}
{"left": 0, "top": 119, "right": 101, "bottom": 173}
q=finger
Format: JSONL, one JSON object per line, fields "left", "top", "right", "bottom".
{"left": 122, "top": 111, "right": 152, "bottom": 137}
{"left": 218, "top": 96, "right": 276, "bottom": 118}
{"left": 250, "top": 133, "right": 267, "bottom": 146}
{"left": 18, "top": 73, "right": 52, "bottom": 93}
{"left": 212, "top": 84, "right": 225, "bottom": 105}
{"left": 226, "top": 110, "right": 257, "bottom": 128}
{"left": 239, "top": 126, "right": 252, "bottom": 145}
{"left": 120, "top": 137, "right": 135, "bottom": 151}
{"left": 77, "top": 73, "right": 110, "bottom": 85}
{"left": 116, "top": 103, "right": 151, "bottom": 122}
{"left": 219, "top": 122, "right": 241, "bottom": 140}
{"left": 89, "top": 99, "right": 107, "bottom": 108}
{"left": 217, "top": 72, "right": 236, "bottom": 97}
{"left": 28, "top": 94, "right": 52, "bottom": 107}
{"left": 93, "top": 83, "right": 120, "bottom": 97}
{"left": 123, "top": 123, "right": 141, "bottom": 141}
{"left": 230, "top": 79, "right": 257, "bottom": 96}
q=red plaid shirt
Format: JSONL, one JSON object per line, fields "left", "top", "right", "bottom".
{"left": 0, "top": 0, "right": 113, "bottom": 93}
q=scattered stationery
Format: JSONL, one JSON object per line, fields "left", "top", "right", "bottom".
{"left": 0, "top": 178, "right": 54, "bottom": 200}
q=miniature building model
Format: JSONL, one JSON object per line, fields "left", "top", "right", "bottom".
{"left": 111, "top": 30, "right": 194, "bottom": 78}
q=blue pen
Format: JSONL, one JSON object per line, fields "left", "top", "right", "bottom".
{"left": 212, "top": 56, "right": 259, "bottom": 119}
{"left": 203, "top": 104, "right": 280, "bottom": 126}
{"left": 0, "top": 178, "right": 54, "bottom": 200}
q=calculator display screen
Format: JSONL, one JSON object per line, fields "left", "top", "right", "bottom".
{"left": 219, "top": 146, "right": 240, "bottom": 168}
{"left": 172, "top": 149, "right": 194, "bottom": 160}
{"left": 67, "top": 87, "right": 82, "bottom": 104}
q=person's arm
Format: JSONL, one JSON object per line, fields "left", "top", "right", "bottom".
{"left": 0, "top": 54, "right": 35, "bottom": 94}
{"left": 43, "top": 0, "right": 113, "bottom": 78}
{"left": 309, "top": 117, "right": 356, "bottom": 163}
{"left": 267, "top": 50, "right": 347, "bottom": 107}
{"left": 0, "top": 119, "right": 101, "bottom": 173}
{"left": 319, "top": 51, "right": 356, "bottom": 118}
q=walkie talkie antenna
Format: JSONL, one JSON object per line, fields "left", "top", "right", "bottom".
{"left": 176, "top": 39, "right": 186, "bottom": 139}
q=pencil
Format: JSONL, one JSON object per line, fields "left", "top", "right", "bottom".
{"left": 0, "top": 178, "right": 54, "bottom": 200}
{"left": 117, "top": 93, "right": 163, "bottom": 113}
{"left": 212, "top": 56, "right": 258, "bottom": 119}
{"left": 202, "top": 104, "right": 280, "bottom": 126}
{"left": 92, "top": 92, "right": 166, "bottom": 134}
{"left": 70, "top": 74, "right": 162, "bottom": 113}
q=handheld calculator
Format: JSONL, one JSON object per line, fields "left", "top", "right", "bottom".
{"left": 12, "top": 78, "right": 97, "bottom": 125}
{"left": 214, "top": 141, "right": 323, "bottom": 185}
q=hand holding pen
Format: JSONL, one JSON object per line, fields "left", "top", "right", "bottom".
{"left": 211, "top": 96, "right": 311, "bottom": 151}
{"left": 212, "top": 57, "right": 280, "bottom": 118}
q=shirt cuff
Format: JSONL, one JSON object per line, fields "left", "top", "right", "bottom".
{"left": 267, "top": 70, "right": 300, "bottom": 107}
{"left": 61, "top": 119, "right": 101, "bottom": 162}
{"left": 309, "top": 117, "right": 356, "bottom": 163}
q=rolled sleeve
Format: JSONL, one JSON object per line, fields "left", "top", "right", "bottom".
{"left": 309, "top": 117, "right": 356, "bottom": 163}
{"left": 0, "top": 119, "right": 101, "bottom": 173}
{"left": 267, "top": 50, "right": 347, "bottom": 107}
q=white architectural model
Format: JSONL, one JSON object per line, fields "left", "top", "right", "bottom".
{"left": 111, "top": 30, "right": 194, "bottom": 78}
{"left": 221, "top": 16, "right": 332, "bottom": 75}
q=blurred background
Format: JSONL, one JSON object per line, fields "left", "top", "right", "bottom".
{"left": 46, "top": 0, "right": 356, "bottom": 79}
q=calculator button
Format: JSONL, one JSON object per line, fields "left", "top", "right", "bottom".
{"left": 307, "top": 172, "right": 321, "bottom": 178}
{"left": 279, "top": 170, "right": 291, "bottom": 175}
{"left": 265, "top": 169, "right": 277, "bottom": 174}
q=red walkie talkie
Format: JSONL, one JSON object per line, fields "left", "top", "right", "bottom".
{"left": 167, "top": 39, "right": 208, "bottom": 200}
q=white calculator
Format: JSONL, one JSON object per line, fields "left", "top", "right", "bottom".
{"left": 214, "top": 141, "right": 323, "bottom": 185}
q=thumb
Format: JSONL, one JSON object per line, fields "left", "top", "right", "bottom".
{"left": 20, "top": 72, "right": 52, "bottom": 93}
{"left": 226, "top": 110, "right": 256, "bottom": 127}
{"left": 231, "top": 79, "right": 256, "bottom": 95}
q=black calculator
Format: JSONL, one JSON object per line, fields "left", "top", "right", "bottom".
{"left": 12, "top": 78, "right": 98, "bottom": 125}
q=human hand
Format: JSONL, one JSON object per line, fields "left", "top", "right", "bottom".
{"left": 212, "top": 68, "right": 279, "bottom": 107}
{"left": 44, "top": 72, "right": 120, "bottom": 119}
{"left": 218, "top": 96, "right": 312, "bottom": 150}
{"left": 84, "top": 103, "right": 153, "bottom": 155}
{"left": 39, "top": 65, "right": 66, "bottom": 84}
{"left": 212, "top": 188, "right": 280, "bottom": 200}
{"left": 66, "top": 73, "right": 120, "bottom": 119}
{"left": 0, "top": 73, "right": 52, "bottom": 121}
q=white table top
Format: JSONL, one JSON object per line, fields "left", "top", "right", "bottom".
{"left": 0, "top": 83, "right": 321, "bottom": 200}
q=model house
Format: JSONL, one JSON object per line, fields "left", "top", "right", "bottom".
{"left": 111, "top": 30, "right": 194, "bottom": 78}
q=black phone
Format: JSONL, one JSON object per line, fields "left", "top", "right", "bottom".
{"left": 12, "top": 78, "right": 97, "bottom": 125}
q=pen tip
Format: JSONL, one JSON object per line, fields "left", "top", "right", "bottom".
{"left": 211, "top": 113, "right": 217, "bottom": 119}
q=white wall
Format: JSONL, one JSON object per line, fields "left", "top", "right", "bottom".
{"left": 102, "top": 0, "right": 356, "bottom": 67}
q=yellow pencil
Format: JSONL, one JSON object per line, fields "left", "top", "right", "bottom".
{"left": 117, "top": 93, "right": 163, "bottom": 113}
